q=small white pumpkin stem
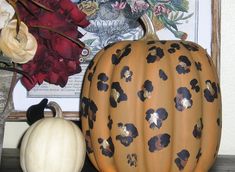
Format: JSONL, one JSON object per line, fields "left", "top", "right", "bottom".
{"left": 141, "top": 14, "right": 159, "bottom": 40}
{"left": 47, "top": 101, "right": 63, "bottom": 118}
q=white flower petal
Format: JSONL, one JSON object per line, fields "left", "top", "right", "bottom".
{"left": 0, "top": 19, "right": 38, "bottom": 64}
{"left": 0, "top": 0, "right": 15, "bottom": 29}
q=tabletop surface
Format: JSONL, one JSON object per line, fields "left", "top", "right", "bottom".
{"left": 1, "top": 149, "right": 235, "bottom": 172}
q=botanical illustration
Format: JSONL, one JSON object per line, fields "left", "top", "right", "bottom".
{"left": 75, "top": 0, "right": 194, "bottom": 61}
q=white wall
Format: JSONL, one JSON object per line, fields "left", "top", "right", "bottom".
{"left": 219, "top": 0, "right": 235, "bottom": 155}
{"left": 3, "top": 0, "right": 235, "bottom": 155}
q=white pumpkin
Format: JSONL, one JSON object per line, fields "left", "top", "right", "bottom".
{"left": 20, "top": 101, "right": 86, "bottom": 172}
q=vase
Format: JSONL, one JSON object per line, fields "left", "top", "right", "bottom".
{"left": 0, "top": 70, "right": 14, "bottom": 164}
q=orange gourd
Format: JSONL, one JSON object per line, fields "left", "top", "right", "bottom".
{"left": 80, "top": 14, "right": 221, "bottom": 172}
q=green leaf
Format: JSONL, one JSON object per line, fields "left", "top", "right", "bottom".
{"left": 175, "top": 22, "right": 183, "bottom": 25}
{"left": 172, "top": 4, "right": 188, "bottom": 12}
{"left": 164, "top": 3, "right": 176, "bottom": 11}
{"left": 146, "top": 9, "right": 153, "bottom": 20}
{"left": 170, "top": 0, "right": 189, "bottom": 12}
{"left": 147, "top": 0, "right": 157, "bottom": 6}
{"left": 174, "top": 12, "right": 184, "bottom": 21}
{"left": 181, "top": 13, "right": 194, "bottom": 20}
{"left": 173, "top": 11, "right": 179, "bottom": 20}
{"left": 169, "top": 12, "right": 174, "bottom": 20}
{"left": 172, "top": 12, "right": 194, "bottom": 22}
{"left": 160, "top": 15, "right": 178, "bottom": 31}
{"left": 158, "top": 15, "right": 164, "bottom": 23}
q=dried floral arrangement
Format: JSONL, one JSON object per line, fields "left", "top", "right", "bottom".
{"left": 0, "top": 0, "right": 89, "bottom": 90}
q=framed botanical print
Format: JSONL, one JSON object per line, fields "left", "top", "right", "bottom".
{"left": 10, "top": 0, "right": 220, "bottom": 120}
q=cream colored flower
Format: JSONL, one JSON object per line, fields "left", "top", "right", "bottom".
{"left": 0, "top": 0, "right": 15, "bottom": 29}
{"left": 0, "top": 19, "right": 38, "bottom": 64}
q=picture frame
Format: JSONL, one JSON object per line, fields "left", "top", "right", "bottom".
{"left": 8, "top": 0, "right": 221, "bottom": 121}
{"left": 211, "top": 0, "right": 221, "bottom": 76}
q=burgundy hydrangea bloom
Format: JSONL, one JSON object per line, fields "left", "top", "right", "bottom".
{"left": 17, "top": 0, "right": 89, "bottom": 90}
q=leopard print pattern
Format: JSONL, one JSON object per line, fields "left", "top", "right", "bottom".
{"left": 80, "top": 40, "right": 221, "bottom": 172}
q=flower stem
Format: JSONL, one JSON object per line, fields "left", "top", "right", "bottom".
{"left": 0, "top": 64, "right": 33, "bottom": 83}
{"left": 31, "top": 25, "right": 85, "bottom": 48}
{"left": 7, "top": 0, "right": 21, "bottom": 34}
{"left": 164, "top": 23, "right": 187, "bottom": 40}
{"left": 6, "top": 0, "right": 54, "bottom": 34}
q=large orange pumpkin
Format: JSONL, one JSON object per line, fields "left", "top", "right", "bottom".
{"left": 80, "top": 14, "right": 221, "bottom": 172}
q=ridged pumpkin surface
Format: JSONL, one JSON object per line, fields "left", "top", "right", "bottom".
{"left": 80, "top": 40, "right": 221, "bottom": 172}
{"left": 20, "top": 117, "right": 86, "bottom": 172}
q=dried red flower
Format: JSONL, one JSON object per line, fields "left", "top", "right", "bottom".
{"left": 17, "top": 0, "right": 89, "bottom": 90}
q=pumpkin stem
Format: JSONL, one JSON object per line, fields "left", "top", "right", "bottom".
{"left": 46, "top": 101, "right": 63, "bottom": 118}
{"left": 140, "top": 14, "right": 159, "bottom": 40}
